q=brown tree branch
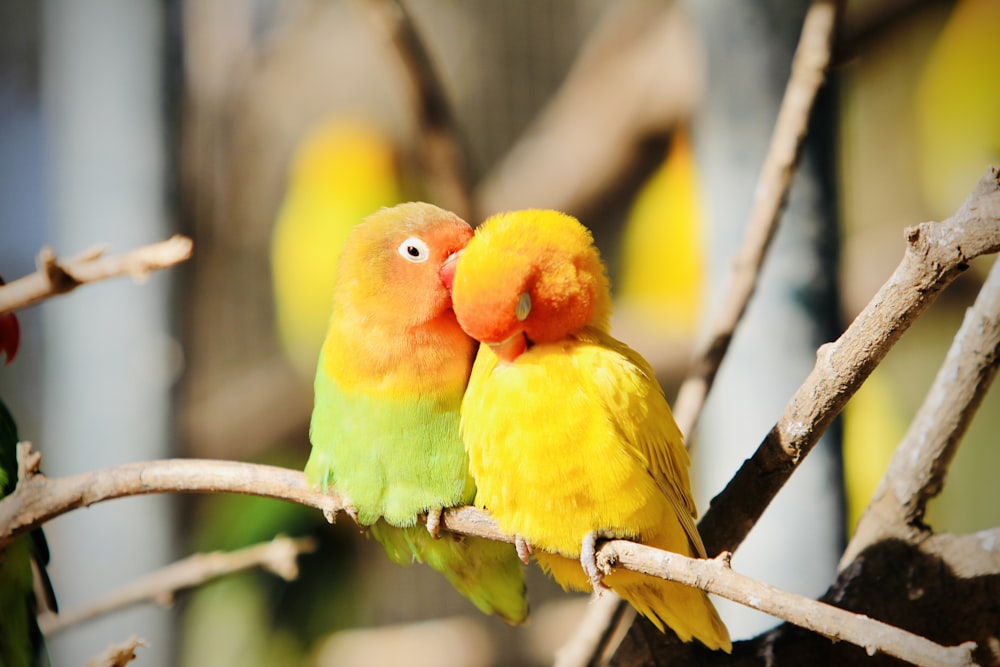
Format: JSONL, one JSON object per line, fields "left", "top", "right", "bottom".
{"left": 698, "top": 166, "right": 1000, "bottom": 557}
{"left": 0, "top": 236, "right": 194, "bottom": 314}
{"left": 359, "top": 0, "right": 475, "bottom": 221}
{"left": 38, "top": 535, "right": 317, "bottom": 636}
{"left": 841, "top": 253, "right": 1000, "bottom": 566}
{"left": 612, "top": 528, "right": 997, "bottom": 667}
{"left": 670, "top": 0, "right": 841, "bottom": 438}
{"left": 0, "top": 452, "right": 342, "bottom": 548}
{"left": 0, "top": 449, "right": 978, "bottom": 664}
{"left": 596, "top": 543, "right": 977, "bottom": 667}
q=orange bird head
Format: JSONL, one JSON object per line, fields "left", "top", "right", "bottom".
{"left": 333, "top": 202, "right": 473, "bottom": 329}
{"left": 451, "top": 210, "right": 611, "bottom": 362}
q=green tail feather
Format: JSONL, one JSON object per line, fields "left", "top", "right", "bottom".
{"left": 369, "top": 521, "right": 528, "bottom": 625}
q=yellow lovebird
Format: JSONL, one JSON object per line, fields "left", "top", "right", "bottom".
{"left": 915, "top": 0, "right": 1000, "bottom": 219}
{"left": 619, "top": 127, "right": 705, "bottom": 336}
{"left": 451, "top": 210, "right": 731, "bottom": 651}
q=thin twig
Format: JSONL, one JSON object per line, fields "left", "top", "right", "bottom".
{"left": 698, "top": 167, "right": 1000, "bottom": 557}
{"left": 0, "top": 236, "right": 194, "bottom": 314}
{"left": 359, "top": 0, "right": 474, "bottom": 221}
{"left": 842, "top": 255, "right": 1000, "bottom": 566}
{"left": 596, "top": 542, "right": 978, "bottom": 667}
{"left": 38, "top": 536, "right": 317, "bottom": 636}
{"left": 0, "top": 451, "right": 979, "bottom": 664}
{"left": 671, "top": 0, "right": 840, "bottom": 438}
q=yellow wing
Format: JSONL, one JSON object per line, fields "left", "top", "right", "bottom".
{"left": 462, "top": 329, "right": 729, "bottom": 649}
{"left": 577, "top": 327, "right": 706, "bottom": 556}
{"left": 463, "top": 326, "right": 703, "bottom": 555}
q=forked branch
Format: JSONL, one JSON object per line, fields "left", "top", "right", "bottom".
{"left": 699, "top": 166, "right": 1000, "bottom": 556}
{"left": 39, "top": 536, "right": 317, "bottom": 635}
{"left": 842, "top": 251, "right": 1000, "bottom": 565}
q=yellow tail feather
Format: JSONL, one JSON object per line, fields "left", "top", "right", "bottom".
{"left": 536, "top": 551, "right": 731, "bottom": 653}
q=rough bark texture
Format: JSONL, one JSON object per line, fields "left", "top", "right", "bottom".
{"left": 612, "top": 533, "right": 999, "bottom": 666}
{"left": 608, "top": 169, "right": 1000, "bottom": 665}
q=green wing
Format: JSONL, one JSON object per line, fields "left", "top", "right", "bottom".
{"left": 306, "top": 362, "right": 473, "bottom": 526}
{"left": 306, "top": 351, "right": 527, "bottom": 623}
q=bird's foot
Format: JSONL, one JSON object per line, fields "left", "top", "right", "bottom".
{"left": 581, "top": 530, "right": 614, "bottom": 593}
{"left": 425, "top": 508, "right": 443, "bottom": 539}
{"left": 515, "top": 534, "right": 534, "bottom": 564}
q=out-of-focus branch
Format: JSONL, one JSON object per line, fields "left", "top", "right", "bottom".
{"left": 699, "top": 166, "right": 1000, "bottom": 557}
{"left": 475, "top": 0, "right": 703, "bottom": 217}
{"left": 0, "top": 447, "right": 981, "bottom": 664}
{"left": 180, "top": 356, "right": 313, "bottom": 460}
{"left": 841, "top": 254, "right": 1000, "bottom": 566}
{"left": 0, "top": 236, "right": 193, "bottom": 314}
{"left": 670, "top": 0, "right": 840, "bottom": 438}
{"left": 552, "top": 594, "right": 628, "bottom": 667}
{"left": 360, "top": 0, "right": 474, "bottom": 220}
{"left": 38, "top": 536, "right": 317, "bottom": 636}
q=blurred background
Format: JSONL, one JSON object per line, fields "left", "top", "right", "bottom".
{"left": 0, "top": 0, "right": 998, "bottom": 665}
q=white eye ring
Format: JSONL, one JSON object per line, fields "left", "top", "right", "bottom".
{"left": 397, "top": 237, "right": 430, "bottom": 263}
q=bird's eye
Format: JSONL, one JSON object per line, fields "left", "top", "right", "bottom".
{"left": 516, "top": 291, "right": 532, "bottom": 321}
{"left": 397, "top": 237, "right": 430, "bottom": 263}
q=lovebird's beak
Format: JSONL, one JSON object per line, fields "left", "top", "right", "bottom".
{"left": 440, "top": 249, "right": 462, "bottom": 292}
{"left": 487, "top": 331, "right": 527, "bottom": 363}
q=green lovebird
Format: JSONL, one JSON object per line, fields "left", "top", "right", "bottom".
{"left": 304, "top": 202, "right": 528, "bottom": 624}
{"left": 1, "top": 308, "right": 56, "bottom": 667}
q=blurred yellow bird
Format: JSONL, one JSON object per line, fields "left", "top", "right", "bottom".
{"left": 842, "top": 0, "right": 1000, "bottom": 534}
{"left": 915, "top": 0, "right": 1000, "bottom": 218}
{"left": 270, "top": 117, "right": 403, "bottom": 378}
{"left": 451, "top": 210, "right": 731, "bottom": 651}
{"left": 619, "top": 127, "right": 705, "bottom": 336}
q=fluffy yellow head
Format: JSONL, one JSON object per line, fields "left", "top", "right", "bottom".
{"left": 452, "top": 210, "right": 611, "bottom": 359}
